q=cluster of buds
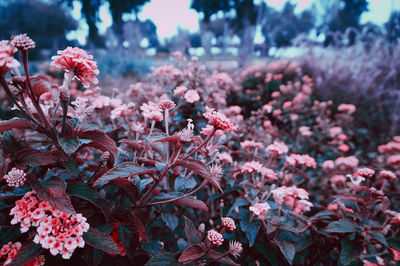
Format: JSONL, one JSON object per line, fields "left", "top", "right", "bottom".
{"left": 10, "top": 191, "right": 89, "bottom": 259}
{"left": 3, "top": 168, "right": 26, "bottom": 187}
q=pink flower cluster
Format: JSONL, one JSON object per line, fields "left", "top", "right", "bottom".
{"left": 207, "top": 229, "right": 224, "bottom": 246}
{"left": 271, "top": 186, "right": 313, "bottom": 213}
{"left": 286, "top": 154, "right": 317, "bottom": 168}
{"left": 140, "top": 101, "right": 164, "bottom": 121}
{"left": 51, "top": 47, "right": 99, "bottom": 87}
{"left": 249, "top": 202, "right": 271, "bottom": 217}
{"left": 0, "top": 241, "right": 45, "bottom": 265}
{"left": 10, "top": 191, "right": 89, "bottom": 259}
{"left": 0, "top": 41, "right": 19, "bottom": 73}
{"left": 240, "top": 140, "right": 263, "bottom": 149}
{"left": 4, "top": 167, "right": 26, "bottom": 187}
{"left": 203, "top": 106, "right": 235, "bottom": 131}
{"left": 240, "top": 161, "right": 278, "bottom": 180}
{"left": 266, "top": 141, "right": 289, "bottom": 155}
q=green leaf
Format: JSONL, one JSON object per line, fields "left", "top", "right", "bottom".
{"left": 174, "top": 176, "right": 196, "bottom": 191}
{"left": 239, "top": 210, "right": 259, "bottom": 247}
{"left": 372, "top": 232, "right": 387, "bottom": 246}
{"left": 340, "top": 239, "right": 352, "bottom": 265}
{"left": 146, "top": 252, "right": 176, "bottom": 266}
{"left": 275, "top": 236, "right": 295, "bottom": 265}
{"left": 0, "top": 186, "right": 30, "bottom": 199}
{"left": 94, "top": 162, "right": 148, "bottom": 186}
{"left": 83, "top": 227, "right": 121, "bottom": 255}
{"left": 67, "top": 183, "right": 100, "bottom": 206}
{"left": 58, "top": 136, "right": 80, "bottom": 154}
{"left": 184, "top": 216, "right": 201, "bottom": 244}
{"left": 139, "top": 178, "right": 154, "bottom": 194}
{"left": 325, "top": 219, "right": 356, "bottom": 233}
{"left": 161, "top": 213, "right": 179, "bottom": 231}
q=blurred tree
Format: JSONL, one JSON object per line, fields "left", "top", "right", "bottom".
{"left": 140, "top": 19, "right": 158, "bottom": 48}
{"left": 261, "top": 3, "right": 314, "bottom": 48}
{"left": 386, "top": 11, "right": 400, "bottom": 43}
{"left": 192, "top": 0, "right": 259, "bottom": 66}
{"left": 329, "top": 0, "right": 368, "bottom": 32}
{"left": 0, "top": 0, "right": 77, "bottom": 58}
{"left": 68, "top": 0, "right": 150, "bottom": 47}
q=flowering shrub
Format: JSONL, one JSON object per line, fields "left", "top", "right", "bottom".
{"left": 0, "top": 34, "right": 398, "bottom": 265}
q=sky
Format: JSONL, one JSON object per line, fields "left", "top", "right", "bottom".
{"left": 67, "top": 0, "right": 396, "bottom": 45}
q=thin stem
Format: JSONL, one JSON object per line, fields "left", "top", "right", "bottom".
{"left": 146, "top": 180, "right": 208, "bottom": 206}
{"left": 182, "top": 127, "right": 216, "bottom": 161}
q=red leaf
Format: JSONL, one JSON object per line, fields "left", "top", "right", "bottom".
{"left": 0, "top": 118, "right": 34, "bottom": 132}
{"left": 175, "top": 158, "right": 222, "bottom": 193}
{"left": 154, "top": 135, "right": 182, "bottom": 146}
{"left": 77, "top": 129, "right": 118, "bottom": 165}
{"left": 15, "top": 149, "right": 66, "bottom": 167}
{"left": 129, "top": 210, "right": 148, "bottom": 242}
{"left": 178, "top": 244, "right": 205, "bottom": 262}
{"left": 176, "top": 197, "right": 209, "bottom": 211}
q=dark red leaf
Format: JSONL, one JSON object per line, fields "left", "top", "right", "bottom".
{"left": 77, "top": 129, "right": 118, "bottom": 165}
{"left": 206, "top": 249, "right": 240, "bottom": 266}
{"left": 129, "top": 210, "right": 148, "bottom": 242}
{"left": 178, "top": 244, "right": 205, "bottom": 262}
{"left": 184, "top": 216, "right": 201, "bottom": 244}
{"left": 0, "top": 118, "right": 34, "bottom": 132}
{"left": 15, "top": 149, "right": 66, "bottom": 167}
{"left": 30, "top": 175, "right": 76, "bottom": 215}
{"left": 119, "top": 139, "right": 143, "bottom": 151}
{"left": 175, "top": 197, "right": 209, "bottom": 211}
{"left": 175, "top": 158, "right": 222, "bottom": 193}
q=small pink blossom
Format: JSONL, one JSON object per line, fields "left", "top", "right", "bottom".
{"left": 267, "top": 141, "right": 289, "bottom": 155}
{"left": 184, "top": 89, "right": 200, "bottom": 103}
{"left": 380, "top": 170, "right": 396, "bottom": 180}
{"left": 51, "top": 47, "right": 99, "bottom": 87}
{"left": 241, "top": 161, "right": 263, "bottom": 174}
{"left": 355, "top": 168, "right": 375, "bottom": 178}
{"left": 338, "top": 103, "right": 356, "bottom": 113}
{"left": 140, "top": 101, "right": 164, "bottom": 121}
{"left": 173, "top": 85, "right": 187, "bottom": 95}
{"left": 249, "top": 202, "right": 271, "bottom": 217}
{"left": 240, "top": 140, "right": 263, "bottom": 149}
{"left": 229, "top": 241, "right": 243, "bottom": 258}
{"left": 203, "top": 106, "right": 235, "bottom": 131}
{"left": 218, "top": 152, "right": 233, "bottom": 164}
{"left": 331, "top": 175, "right": 346, "bottom": 184}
